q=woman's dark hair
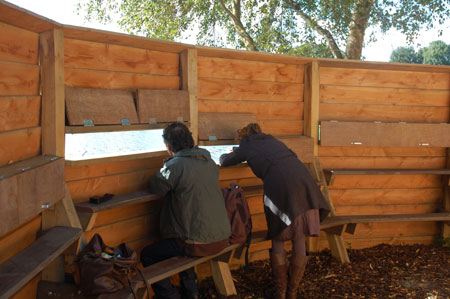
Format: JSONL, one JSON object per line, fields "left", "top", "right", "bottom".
{"left": 162, "top": 122, "right": 194, "bottom": 153}
{"left": 237, "top": 123, "right": 262, "bottom": 141}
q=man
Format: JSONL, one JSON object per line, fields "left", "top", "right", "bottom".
{"left": 140, "top": 122, "right": 231, "bottom": 299}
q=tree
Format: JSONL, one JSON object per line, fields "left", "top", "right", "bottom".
{"left": 390, "top": 41, "right": 450, "bottom": 65}
{"left": 389, "top": 46, "right": 423, "bottom": 64}
{"left": 77, "top": 0, "right": 450, "bottom": 60}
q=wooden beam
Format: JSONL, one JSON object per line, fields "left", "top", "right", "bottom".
{"left": 303, "top": 61, "right": 319, "bottom": 156}
{"left": 180, "top": 49, "right": 198, "bottom": 143}
{"left": 40, "top": 29, "right": 65, "bottom": 157}
{"left": 443, "top": 149, "right": 450, "bottom": 238}
{"left": 137, "top": 89, "right": 190, "bottom": 123}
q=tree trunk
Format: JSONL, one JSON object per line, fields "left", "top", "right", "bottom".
{"left": 218, "top": 0, "right": 259, "bottom": 51}
{"left": 345, "top": 0, "right": 375, "bottom": 60}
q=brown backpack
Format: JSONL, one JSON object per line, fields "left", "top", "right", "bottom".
{"left": 222, "top": 183, "right": 252, "bottom": 266}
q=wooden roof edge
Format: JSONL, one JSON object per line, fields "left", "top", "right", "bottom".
{"left": 0, "top": 0, "right": 61, "bottom": 33}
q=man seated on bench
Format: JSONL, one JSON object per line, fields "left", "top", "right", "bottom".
{"left": 140, "top": 122, "right": 231, "bottom": 299}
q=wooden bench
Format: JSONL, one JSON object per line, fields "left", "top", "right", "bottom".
{"left": 0, "top": 226, "right": 82, "bottom": 298}
{"left": 321, "top": 168, "right": 450, "bottom": 263}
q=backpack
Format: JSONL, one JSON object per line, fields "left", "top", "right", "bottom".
{"left": 222, "top": 183, "right": 252, "bottom": 267}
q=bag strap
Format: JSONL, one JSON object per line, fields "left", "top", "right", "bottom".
{"left": 137, "top": 268, "right": 152, "bottom": 299}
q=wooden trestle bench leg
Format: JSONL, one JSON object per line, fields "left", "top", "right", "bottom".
{"left": 210, "top": 249, "right": 237, "bottom": 296}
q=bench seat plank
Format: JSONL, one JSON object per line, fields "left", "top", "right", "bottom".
{"left": 320, "top": 212, "right": 450, "bottom": 230}
{"left": 0, "top": 226, "right": 82, "bottom": 298}
{"left": 325, "top": 169, "right": 450, "bottom": 175}
{"left": 74, "top": 191, "right": 162, "bottom": 213}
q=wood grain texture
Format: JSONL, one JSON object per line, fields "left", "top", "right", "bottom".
{"left": 10, "top": 274, "right": 40, "bottom": 299}
{"left": 329, "top": 188, "right": 442, "bottom": 206}
{"left": 0, "top": 96, "right": 40, "bottom": 132}
{"left": 280, "top": 136, "right": 314, "bottom": 164}
{"left": 333, "top": 204, "right": 441, "bottom": 216}
{"left": 320, "top": 121, "right": 450, "bottom": 147}
{"left": 0, "top": 227, "right": 81, "bottom": 299}
{"left": 320, "top": 67, "right": 450, "bottom": 90}
{"left": 328, "top": 174, "right": 442, "bottom": 189}
{"left": 198, "top": 78, "right": 303, "bottom": 102}
{"left": 0, "top": 22, "right": 38, "bottom": 64}
{"left": 137, "top": 89, "right": 190, "bottom": 123}
{"left": 0, "top": 216, "right": 41, "bottom": 263}
{"left": 64, "top": 38, "right": 179, "bottom": 75}
{"left": 258, "top": 120, "right": 303, "bottom": 136}
{"left": 65, "top": 86, "right": 138, "bottom": 125}
{"left": 0, "top": 2, "right": 59, "bottom": 33}
{"left": 320, "top": 156, "right": 447, "bottom": 169}
{"left": 0, "top": 156, "right": 65, "bottom": 236}
{"left": 320, "top": 85, "right": 450, "bottom": 107}
{"left": 40, "top": 29, "right": 65, "bottom": 157}
{"left": 303, "top": 62, "right": 320, "bottom": 156}
{"left": 198, "top": 100, "right": 304, "bottom": 120}
{"left": 67, "top": 168, "right": 158, "bottom": 203}
{"left": 180, "top": 49, "right": 198, "bottom": 142}
{"left": 0, "top": 61, "right": 39, "bottom": 96}
{"left": 198, "top": 56, "right": 303, "bottom": 83}
{"left": 198, "top": 112, "right": 257, "bottom": 140}
{"left": 64, "top": 68, "right": 180, "bottom": 90}
{"left": 0, "top": 127, "right": 41, "bottom": 167}
{"left": 319, "top": 146, "right": 447, "bottom": 157}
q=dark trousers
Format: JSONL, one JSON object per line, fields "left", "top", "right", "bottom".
{"left": 140, "top": 239, "right": 198, "bottom": 299}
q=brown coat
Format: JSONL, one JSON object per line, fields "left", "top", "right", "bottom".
{"left": 220, "top": 133, "right": 330, "bottom": 239}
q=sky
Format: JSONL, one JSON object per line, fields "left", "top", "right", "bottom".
{"left": 6, "top": 0, "right": 450, "bottom": 62}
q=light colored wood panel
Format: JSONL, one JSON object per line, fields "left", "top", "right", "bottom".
{"left": 84, "top": 214, "right": 159, "bottom": 247}
{"left": 0, "top": 2, "right": 59, "bottom": 33}
{"left": 198, "top": 112, "right": 257, "bottom": 140}
{"left": 219, "top": 166, "right": 255, "bottom": 181}
{"left": 0, "top": 156, "right": 65, "bottom": 236}
{"left": 137, "top": 89, "right": 189, "bottom": 123}
{"left": 0, "top": 127, "right": 41, "bottom": 167}
{"left": 65, "top": 86, "right": 138, "bottom": 125}
{"left": 64, "top": 68, "right": 180, "bottom": 90}
{"left": 329, "top": 174, "right": 442, "bottom": 189}
{"left": 335, "top": 203, "right": 439, "bottom": 216}
{"left": 280, "top": 136, "right": 314, "bottom": 164}
{"left": 90, "top": 200, "right": 163, "bottom": 229}
{"left": 63, "top": 25, "right": 189, "bottom": 53}
{"left": 67, "top": 168, "right": 158, "bottom": 203}
{"left": 320, "top": 156, "right": 446, "bottom": 169}
{"left": 258, "top": 119, "right": 303, "bottom": 136}
{"left": 319, "top": 146, "right": 447, "bottom": 157}
{"left": 0, "top": 216, "right": 41, "bottom": 263}
{"left": 247, "top": 195, "right": 263, "bottom": 215}
{"left": 198, "top": 99, "right": 304, "bottom": 120}
{"left": 303, "top": 62, "right": 320, "bottom": 156}
{"left": 66, "top": 151, "right": 168, "bottom": 167}
{"left": 66, "top": 156, "right": 165, "bottom": 181}
{"left": 219, "top": 177, "right": 263, "bottom": 189}
{"left": 64, "top": 38, "right": 179, "bottom": 75}
{"left": 198, "top": 56, "right": 303, "bottom": 83}
{"left": 0, "top": 96, "right": 40, "bottom": 132}
{"left": 344, "top": 222, "right": 439, "bottom": 239}
{"left": 199, "top": 78, "right": 303, "bottom": 102}
{"left": 329, "top": 188, "right": 442, "bottom": 206}
{"left": 320, "top": 67, "right": 450, "bottom": 90}
{"left": 40, "top": 29, "right": 65, "bottom": 157}
{"left": 320, "top": 103, "right": 449, "bottom": 123}
{"left": 250, "top": 213, "right": 268, "bottom": 232}
{"left": 320, "top": 121, "right": 450, "bottom": 147}
{"left": 320, "top": 85, "right": 450, "bottom": 107}
{"left": 10, "top": 274, "right": 41, "bottom": 299}
{"left": 0, "top": 22, "right": 38, "bottom": 64}
{"left": 316, "top": 236, "right": 436, "bottom": 251}
{"left": 180, "top": 48, "right": 198, "bottom": 142}
{"left": 0, "top": 61, "right": 39, "bottom": 96}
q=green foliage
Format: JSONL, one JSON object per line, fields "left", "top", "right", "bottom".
{"left": 390, "top": 40, "right": 450, "bottom": 65}
{"left": 434, "top": 236, "right": 450, "bottom": 247}
{"left": 76, "top": 0, "right": 450, "bottom": 59}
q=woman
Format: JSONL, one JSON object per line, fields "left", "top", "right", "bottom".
{"left": 220, "top": 123, "right": 330, "bottom": 299}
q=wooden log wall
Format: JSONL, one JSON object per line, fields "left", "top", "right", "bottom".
{"left": 317, "top": 63, "right": 450, "bottom": 249}
{"left": 0, "top": 20, "right": 43, "bottom": 298}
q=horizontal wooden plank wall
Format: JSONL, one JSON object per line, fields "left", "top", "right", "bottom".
{"left": 197, "top": 55, "right": 309, "bottom": 137}
{"left": 318, "top": 64, "right": 450, "bottom": 249}
{"left": 0, "top": 20, "right": 42, "bottom": 298}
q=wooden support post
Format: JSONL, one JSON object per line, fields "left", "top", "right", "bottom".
{"left": 443, "top": 149, "right": 450, "bottom": 238}
{"left": 180, "top": 48, "right": 198, "bottom": 143}
{"left": 210, "top": 254, "right": 237, "bottom": 296}
{"left": 303, "top": 61, "right": 320, "bottom": 156}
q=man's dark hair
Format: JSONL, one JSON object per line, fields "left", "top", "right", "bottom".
{"left": 162, "top": 122, "right": 194, "bottom": 153}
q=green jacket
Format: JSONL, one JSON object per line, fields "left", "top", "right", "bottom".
{"left": 150, "top": 147, "right": 231, "bottom": 243}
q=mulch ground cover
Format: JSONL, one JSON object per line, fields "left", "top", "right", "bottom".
{"left": 198, "top": 243, "right": 449, "bottom": 299}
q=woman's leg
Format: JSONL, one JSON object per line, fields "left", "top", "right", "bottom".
{"left": 271, "top": 239, "right": 288, "bottom": 299}
{"left": 287, "top": 231, "right": 309, "bottom": 299}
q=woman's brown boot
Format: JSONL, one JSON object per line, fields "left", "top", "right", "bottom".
{"left": 270, "top": 251, "right": 288, "bottom": 299}
{"left": 286, "top": 254, "right": 308, "bottom": 299}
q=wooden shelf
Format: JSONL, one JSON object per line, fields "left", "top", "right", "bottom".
{"left": 66, "top": 123, "right": 169, "bottom": 134}
{"left": 65, "top": 151, "right": 168, "bottom": 167}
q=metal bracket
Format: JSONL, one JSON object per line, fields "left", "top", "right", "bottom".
{"left": 149, "top": 118, "right": 157, "bottom": 125}
{"left": 351, "top": 142, "right": 362, "bottom": 145}
{"left": 208, "top": 136, "right": 218, "bottom": 141}
{"left": 121, "top": 118, "right": 130, "bottom": 126}
{"left": 83, "top": 119, "right": 94, "bottom": 127}
{"left": 419, "top": 143, "right": 429, "bottom": 146}
{"left": 41, "top": 202, "right": 53, "bottom": 209}
{"left": 177, "top": 116, "right": 184, "bottom": 122}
